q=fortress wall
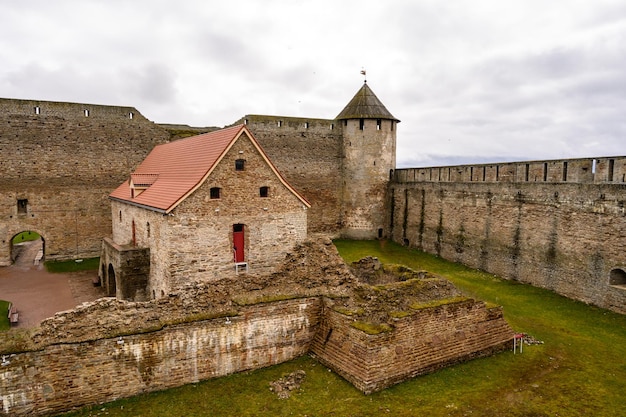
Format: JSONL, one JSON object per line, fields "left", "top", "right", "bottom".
{"left": 0, "top": 297, "right": 322, "bottom": 417}
{"left": 395, "top": 156, "right": 626, "bottom": 184}
{"left": 238, "top": 115, "right": 344, "bottom": 234}
{"left": 0, "top": 184, "right": 111, "bottom": 265}
{"left": 0, "top": 99, "right": 170, "bottom": 263}
{"left": 390, "top": 167, "right": 626, "bottom": 313}
{"left": 311, "top": 299, "right": 512, "bottom": 394}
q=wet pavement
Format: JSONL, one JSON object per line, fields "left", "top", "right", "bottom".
{"left": 0, "top": 239, "right": 105, "bottom": 328}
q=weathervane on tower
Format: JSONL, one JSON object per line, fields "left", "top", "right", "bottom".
{"left": 360, "top": 68, "right": 367, "bottom": 83}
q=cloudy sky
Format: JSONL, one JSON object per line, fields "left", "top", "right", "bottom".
{"left": 1, "top": 1, "right": 625, "bottom": 167}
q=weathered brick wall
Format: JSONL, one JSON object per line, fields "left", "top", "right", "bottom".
{"left": 311, "top": 299, "right": 512, "bottom": 394}
{"left": 390, "top": 162, "right": 626, "bottom": 313}
{"left": 109, "top": 132, "right": 308, "bottom": 297}
{"left": 0, "top": 98, "right": 170, "bottom": 264}
{"left": 0, "top": 298, "right": 322, "bottom": 417}
{"left": 237, "top": 115, "right": 344, "bottom": 234}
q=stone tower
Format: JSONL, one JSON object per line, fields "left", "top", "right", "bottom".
{"left": 336, "top": 82, "right": 399, "bottom": 239}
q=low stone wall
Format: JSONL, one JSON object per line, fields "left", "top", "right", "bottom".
{"left": 0, "top": 238, "right": 515, "bottom": 415}
{"left": 0, "top": 298, "right": 322, "bottom": 416}
{"left": 311, "top": 298, "right": 512, "bottom": 394}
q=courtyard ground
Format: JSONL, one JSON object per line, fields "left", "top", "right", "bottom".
{"left": 0, "top": 239, "right": 104, "bottom": 328}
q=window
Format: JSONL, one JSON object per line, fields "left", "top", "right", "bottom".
{"left": 129, "top": 112, "right": 134, "bottom": 119}
{"left": 359, "top": 118, "right": 364, "bottom": 130}
{"left": 260, "top": 186, "right": 269, "bottom": 197}
{"left": 84, "top": 109, "right": 90, "bottom": 117}
{"left": 34, "top": 106, "right": 40, "bottom": 115}
{"left": 17, "top": 199, "right": 28, "bottom": 214}
{"left": 210, "top": 187, "right": 221, "bottom": 199}
{"left": 235, "top": 159, "right": 245, "bottom": 171}
{"left": 376, "top": 119, "right": 381, "bottom": 130}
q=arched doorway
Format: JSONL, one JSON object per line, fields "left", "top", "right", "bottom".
{"left": 10, "top": 231, "right": 45, "bottom": 266}
{"left": 106, "top": 264, "right": 117, "bottom": 297}
{"left": 609, "top": 268, "right": 626, "bottom": 286}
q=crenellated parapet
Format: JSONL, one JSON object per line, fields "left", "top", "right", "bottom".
{"left": 394, "top": 156, "right": 626, "bottom": 184}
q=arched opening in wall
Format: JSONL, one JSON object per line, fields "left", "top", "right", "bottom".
{"left": 9, "top": 231, "right": 45, "bottom": 267}
{"left": 609, "top": 268, "right": 626, "bottom": 287}
{"left": 107, "top": 264, "right": 117, "bottom": 297}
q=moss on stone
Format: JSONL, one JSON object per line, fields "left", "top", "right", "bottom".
{"left": 350, "top": 321, "right": 393, "bottom": 335}
{"left": 409, "top": 296, "right": 469, "bottom": 310}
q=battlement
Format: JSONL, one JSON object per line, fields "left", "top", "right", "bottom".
{"left": 394, "top": 156, "right": 626, "bottom": 184}
{"left": 0, "top": 98, "right": 146, "bottom": 121}
{"left": 235, "top": 114, "right": 340, "bottom": 132}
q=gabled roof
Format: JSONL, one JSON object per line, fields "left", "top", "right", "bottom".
{"left": 110, "top": 124, "right": 310, "bottom": 213}
{"left": 336, "top": 82, "right": 400, "bottom": 122}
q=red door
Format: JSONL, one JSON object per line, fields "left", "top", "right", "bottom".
{"left": 233, "top": 224, "right": 245, "bottom": 262}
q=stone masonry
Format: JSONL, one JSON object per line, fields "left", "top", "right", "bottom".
{"left": 0, "top": 237, "right": 513, "bottom": 416}
{"left": 390, "top": 157, "right": 626, "bottom": 313}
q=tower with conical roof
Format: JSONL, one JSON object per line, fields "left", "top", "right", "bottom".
{"left": 336, "top": 81, "right": 399, "bottom": 239}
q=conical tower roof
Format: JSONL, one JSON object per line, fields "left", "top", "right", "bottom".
{"left": 336, "top": 82, "right": 399, "bottom": 122}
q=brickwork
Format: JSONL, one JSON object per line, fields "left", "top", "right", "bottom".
{"left": 0, "top": 98, "right": 170, "bottom": 265}
{"left": 0, "top": 298, "right": 323, "bottom": 416}
{"left": 390, "top": 163, "right": 626, "bottom": 313}
{"left": 311, "top": 299, "right": 512, "bottom": 394}
{"left": 0, "top": 238, "right": 514, "bottom": 416}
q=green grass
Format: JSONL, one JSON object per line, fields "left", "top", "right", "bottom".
{"left": 44, "top": 257, "right": 100, "bottom": 273}
{"left": 60, "top": 240, "right": 626, "bottom": 416}
{"left": 11, "top": 231, "right": 40, "bottom": 244}
{"left": 0, "top": 300, "right": 10, "bottom": 331}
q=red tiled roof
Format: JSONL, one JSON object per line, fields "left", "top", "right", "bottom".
{"left": 110, "top": 124, "right": 310, "bottom": 213}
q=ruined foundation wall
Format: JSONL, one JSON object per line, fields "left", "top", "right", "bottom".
{"left": 311, "top": 299, "right": 512, "bottom": 394}
{"left": 391, "top": 160, "right": 626, "bottom": 313}
{"left": 0, "top": 298, "right": 322, "bottom": 417}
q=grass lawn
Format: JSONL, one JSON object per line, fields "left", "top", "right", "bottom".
{"left": 45, "top": 257, "right": 100, "bottom": 273}
{"left": 0, "top": 300, "right": 10, "bottom": 331}
{"left": 11, "top": 231, "right": 41, "bottom": 244}
{"left": 61, "top": 240, "right": 626, "bottom": 417}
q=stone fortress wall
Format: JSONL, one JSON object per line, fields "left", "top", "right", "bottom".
{"left": 0, "top": 98, "right": 170, "bottom": 265}
{"left": 390, "top": 156, "right": 626, "bottom": 313}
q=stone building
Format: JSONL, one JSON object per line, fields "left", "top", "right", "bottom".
{"left": 99, "top": 124, "right": 310, "bottom": 300}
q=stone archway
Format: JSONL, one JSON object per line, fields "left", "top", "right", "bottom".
{"left": 609, "top": 268, "right": 626, "bottom": 286}
{"left": 10, "top": 231, "right": 45, "bottom": 267}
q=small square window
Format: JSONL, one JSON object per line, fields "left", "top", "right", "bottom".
{"left": 17, "top": 199, "right": 28, "bottom": 214}
{"left": 235, "top": 159, "right": 245, "bottom": 171}
{"left": 210, "top": 187, "right": 221, "bottom": 199}
{"left": 260, "top": 186, "right": 269, "bottom": 198}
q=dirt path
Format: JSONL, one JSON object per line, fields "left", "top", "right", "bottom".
{"left": 0, "top": 240, "right": 105, "bottom": 328}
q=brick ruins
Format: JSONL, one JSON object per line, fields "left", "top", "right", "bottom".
{"left": 0, "top": 237, "right": 512, "bottom": 415}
